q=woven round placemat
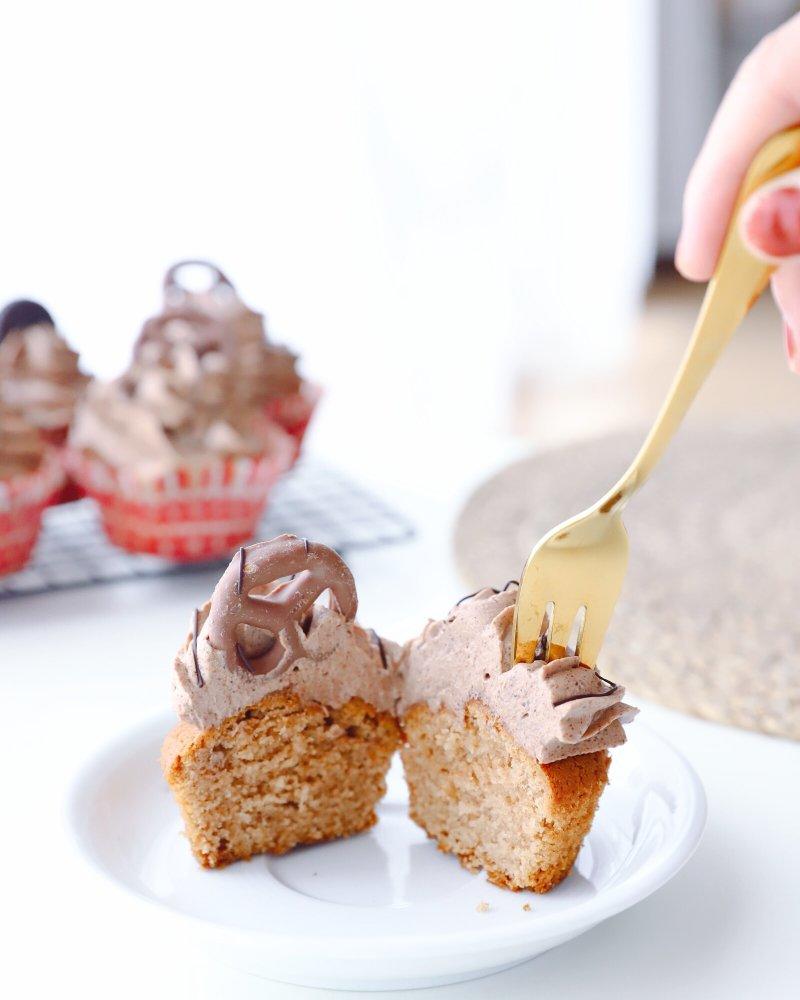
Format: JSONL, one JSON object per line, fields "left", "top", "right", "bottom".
{"left": 454, "top": 424, "right": 800, "bottom": 740}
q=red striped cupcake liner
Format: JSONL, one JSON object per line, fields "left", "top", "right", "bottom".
{"left": 264, "top": 382, "right": 321, "bottom": 463}
{"left": 64, "top": 436, "right": 295, "bottom": 561}
{"left": 39, "top": 427, "right": 87, "bottom": 505}
{"left": 0, "top": 451, "right": 65, "bottom": 575}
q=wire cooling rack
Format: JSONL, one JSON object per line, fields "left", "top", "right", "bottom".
{"left": 0, "top": 461, "right": 414, "bottom": 599}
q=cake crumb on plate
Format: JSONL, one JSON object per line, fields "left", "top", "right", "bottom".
{"left": 476, "top": 901, "right": 490, "bottom": 913}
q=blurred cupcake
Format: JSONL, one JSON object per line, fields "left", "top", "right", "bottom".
{"left": 0, "top": 405, "right": 64, "bottom": 575}
{"left": 66, "top": 331, "right": 295, "bottom": 561}
{"left": 0, "top": 299, "right": 89, "bottom": 503}
{"left": 136, "top": 261, "right": 318, "bottom": 459}
{"left": 0, "top": 299, "right": 88, "bottom": 445}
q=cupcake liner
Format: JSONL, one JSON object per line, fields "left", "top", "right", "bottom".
{"left": 38, "top": 427, "right": 86, "bottom": 505}
{"left": 51, "top": 477, "right": 87, "bottom": 505}
{"left": 65, "top": 437, "right": 295, "bottom": 561}
{"left": 0, "top": 451, "right": 65, "bottom": 575}
{"left": 264, "top": 382, "right": 321, "bottom": 462}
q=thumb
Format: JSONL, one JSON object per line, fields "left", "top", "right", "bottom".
{"left": 740, "top": 168, "right": 800, "bottom": 261}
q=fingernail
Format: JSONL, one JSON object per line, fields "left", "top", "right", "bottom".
{"left": 784, "top": 321, "right": 800, "bottom": 373}
{"left": 743, "top": 186, "right": 800, "bottom": 259}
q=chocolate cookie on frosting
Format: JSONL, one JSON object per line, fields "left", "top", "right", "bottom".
{"left": 162, "top": 535, "right": 402, "bottom": 867}
{"left": 398, "top": 585, "right": 637, "bottom": 892}
{"left": 0, "top": 299, "right": 88, "bottom": 443}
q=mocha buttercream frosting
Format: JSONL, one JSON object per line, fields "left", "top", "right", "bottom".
{"left": 70, "top": 340, "right": 293, "bottom": 480}
{"left": 398, "top": 585, "right": 637, "bottom": 764}
{"left": 0, "top": 404, "right": 48, "bottom": 478}
{"left": 169, "top": 541, "right": 636, "bottom": 762}
{"left": 0, "top": 301, "right": 88, "bottom": 434}
{"left": 172, "top": 536, "right": 400, "bottom": 730}
{"left": 144, "top": 260, "right": 302, "bottom": 407}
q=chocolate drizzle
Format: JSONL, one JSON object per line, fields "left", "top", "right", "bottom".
{"left": 236, "top": 636, "right": 280, "bottom": 676}
{"left": 191, "top": 608, "right": 204, "bottom": 687}
{"left": 302, "top": 537, "right": 309, "bottom": 554}
{"left": 236, "top": 546, "right": 245, "bottom": 596}
{"left": 455, "top": 580, "right": 518, "bottom": 607}
{"left": 456, "top": 588, "right": 492, "bottom": 606}
{"left": 552, "top": 670, "right": 619, "bottom": 708}
{"left": 368, "top": 629, "right": 389, "bottom": 670}
{"left": 235, "top": 641, "right": 256, "bottom": 674}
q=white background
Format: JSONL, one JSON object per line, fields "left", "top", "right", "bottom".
{"left": 7, "top": 3, "right": 797, "bottom": 999}
{"left": 0, "top": 0, "right": 655, "bottom": 469}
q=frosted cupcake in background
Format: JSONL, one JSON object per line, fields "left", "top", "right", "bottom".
{"left": 0, "top": 299, "right": 89, "bottom": 445}
{"left": 0, "top": 299, "right": 89, "bottom": 503}
{"left": 0, "top": 405, "right": 64, "bottom": 574}
{"left": 137, "top": 260, "right": 319, "bottom": 460}
{"left": 67, "top": 321, "right": 295, "bottom": 560}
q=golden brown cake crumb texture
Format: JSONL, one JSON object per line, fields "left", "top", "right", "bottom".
{"left": 400, "top": 700, "right": 610, "bottom": 892}
{"left": 161, "top": 691, "right": 402, "bottom": 868}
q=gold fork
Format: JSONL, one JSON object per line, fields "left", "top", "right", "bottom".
{"left": 513, "top": 127, "right": 800, "bottom": 667}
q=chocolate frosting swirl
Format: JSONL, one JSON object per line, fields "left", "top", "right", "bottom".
{"left": 398, "top": 585, "right": 637, "bottom": 764}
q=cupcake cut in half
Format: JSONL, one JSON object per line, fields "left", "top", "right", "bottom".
{"left": 161, "top": 544, "right": 637, "bottom": 891}
{"left": 162, "top": 534, "right": 402, "bottom": 867}
{"left": 398, "top": 586, "right": 637, "bottom": 892}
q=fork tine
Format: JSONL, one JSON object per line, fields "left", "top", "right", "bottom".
{"left": 533, "top": 602, "right": 554, "bottom": 661}
{"left": 566, "top": 606, "right": 587, "bottom": 658}
{"left": 550, "top": 604, "right": 582, "bottom": 659}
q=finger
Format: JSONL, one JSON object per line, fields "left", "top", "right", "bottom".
{"left": 740, "top": 169, "right": 800, "bottom": 261}
{"left": 676, "top": 14, "right": 800, "bottom": 281}
{"left": 771, "top": 262, "right": 800, "bottom": 373}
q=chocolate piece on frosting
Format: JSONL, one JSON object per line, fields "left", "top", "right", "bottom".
{"left": 191, "top": 608, "right": 203, "bottom": 688}
{"left": 368, "top": 629, "right": 389, "bottom": 670}
{"left": 163, "top": 259, "right": 234, "bottom": 299}
{"left": 204, "top": 534, "right": 358, "bottom": 679}
{"left": 0, "top": 300, "right": 55, "bottom": 341}
{"left": 235, "top": 546, "right": 245, "bottom": 596}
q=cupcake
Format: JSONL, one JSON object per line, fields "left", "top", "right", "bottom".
{"left": 162, "top": 535, "right": 402, "bottom": 867}
{"left": 137, "top": 261, "right": 318, "bottom": 459}
{"left": 398, "top": 585, "right": 637, "bottom": 892}
{"left": 66, "top": 328, "right": 295, "bottom": 560}
{"left": 0, "top": 405, "right": 64, "bottom": 574}
{"left": 0, "top": 299, "right": 88, "bottom": 445}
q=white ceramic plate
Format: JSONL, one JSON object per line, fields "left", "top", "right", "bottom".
{"left": 68, "top": 715, "right": 705, "bottom": 991}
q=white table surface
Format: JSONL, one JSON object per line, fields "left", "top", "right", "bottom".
{"left": 3, "top": 440, "right": 799, "bottom": 1000}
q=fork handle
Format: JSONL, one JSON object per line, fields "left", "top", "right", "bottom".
{"left": 601, "top": 127, "right": 800, "bottom": 514}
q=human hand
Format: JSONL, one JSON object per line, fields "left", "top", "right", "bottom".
{"left": 676, "top": 13, "right": 800, "bottom": 371}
